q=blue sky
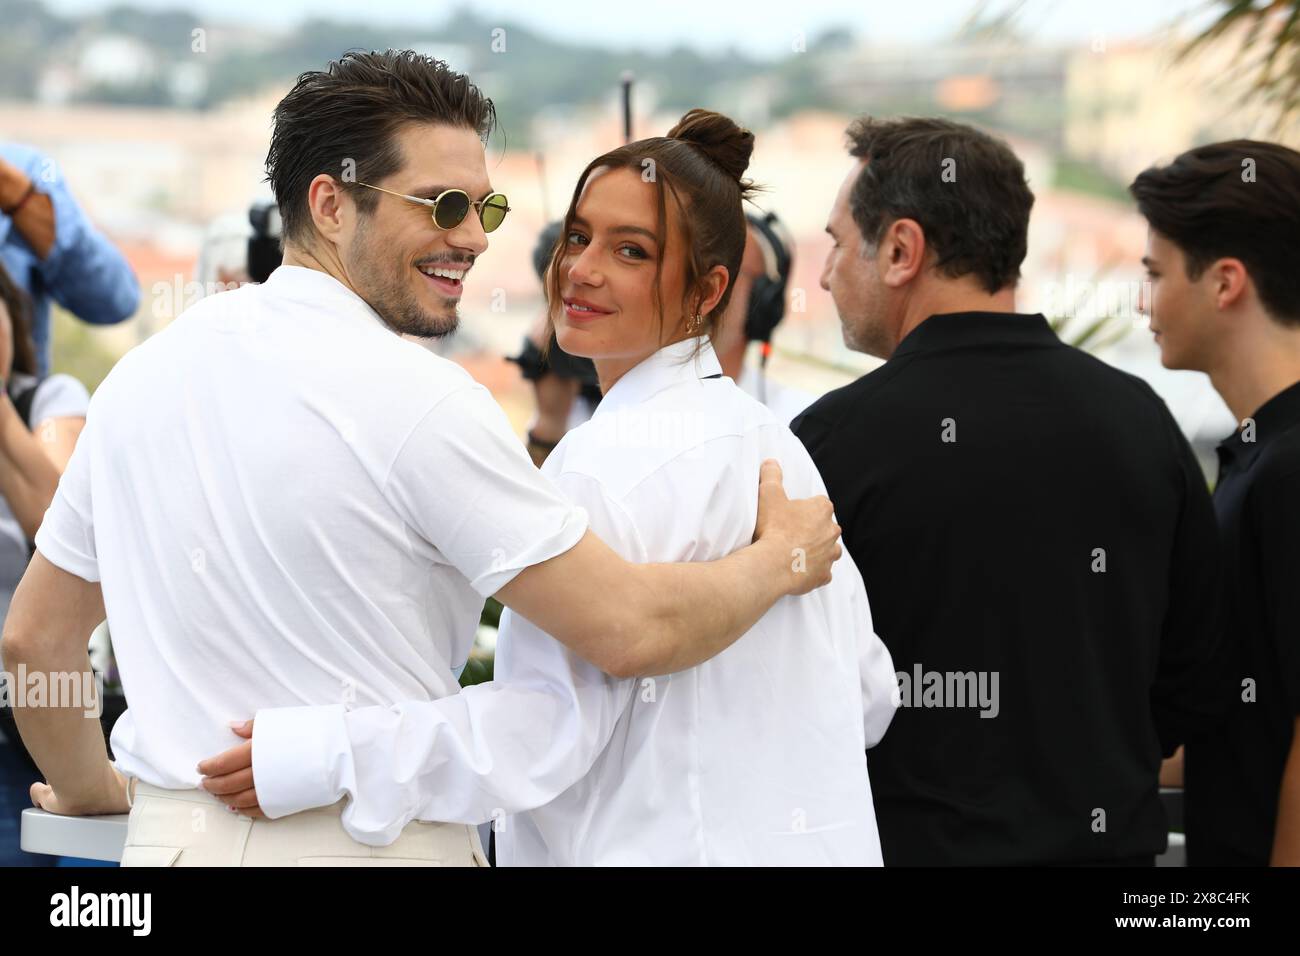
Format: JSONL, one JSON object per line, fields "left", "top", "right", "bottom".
{"left": 47, "top": 0, "right": 1213, "bottom": 55}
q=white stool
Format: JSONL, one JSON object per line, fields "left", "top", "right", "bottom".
{"left": 20, "top": 808, "right": 128, "bottom": 862}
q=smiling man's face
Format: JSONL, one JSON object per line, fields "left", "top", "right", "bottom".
{"left": 340, "top": 122, "right": 493, "bottom": 338}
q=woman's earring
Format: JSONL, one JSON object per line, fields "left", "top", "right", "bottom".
{"left": 690, "top": 312, "right": 703, "bottom": 333}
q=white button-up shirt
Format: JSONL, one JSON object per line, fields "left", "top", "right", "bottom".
{"left": 247, "top": 336, "right": 898, "bottom": 861}
{"left": 738, "top": 362, "right": 817, "bottom": 425}
{"left": 495, "top": 338, "right": 898, "bottom": 865}
{"left": 34, "top": 265, "right": 588, "bottom": 801}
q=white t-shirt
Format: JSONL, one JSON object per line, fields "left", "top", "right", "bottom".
{"left": 249, "top": 337, "right": 898, "bottom": 858}
{"left": 0, "top": 373, "right": 90, "bottom": 625}
{"left": 34, "top": 265, "right": 588, "bottom": 791}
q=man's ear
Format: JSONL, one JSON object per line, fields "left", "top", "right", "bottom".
{"left": 305, "top": 174, "right": 349, "bottom": 244}
{"left": 879, "top": 218, "right": 927, "bottom": 289}
{"left": 1207, "top": 257, "right": 1250, "bottom": 312}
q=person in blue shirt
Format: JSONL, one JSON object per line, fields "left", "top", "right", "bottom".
{"left": 0, "top": 143, "right": 140, "bottom": 376}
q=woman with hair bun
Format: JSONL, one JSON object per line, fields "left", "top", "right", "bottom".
{"left": 484, "top": 109, "right": 899, "bottom": 865}
{"left": 220, "top": 109, "right": 901, "bottom": 866}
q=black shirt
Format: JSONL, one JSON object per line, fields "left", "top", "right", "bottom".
{"left": 793, "top": 312, "right": 1223, "bottom": 866}
{"left": 1185, "top": 379, "right": 1300, "bottom": 866}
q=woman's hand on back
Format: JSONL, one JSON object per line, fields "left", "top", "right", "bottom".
{"left": 197, "top": 718, "right": 265, "bottom": 819}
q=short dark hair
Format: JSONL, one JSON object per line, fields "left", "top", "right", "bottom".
{"left": 1129, "top": 140, "right": 1300, "bottom": 325}
{"left": 266, "top": 49, "right": 497, "bottom": 244}
{"left": 844, "top": 117, "right": 1034, "bottom": 294}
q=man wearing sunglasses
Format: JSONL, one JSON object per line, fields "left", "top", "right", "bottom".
{"left": 355, "top": 182, "right": 511, "bottom": 235}
{"left": 3, "top": 49, "right": 843, "bottom": 866}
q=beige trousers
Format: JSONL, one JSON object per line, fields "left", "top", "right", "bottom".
{"left": 121, "top": 780, "right": 489, "bottom": 867}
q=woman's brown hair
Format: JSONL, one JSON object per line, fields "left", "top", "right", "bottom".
{"left": 0, "top": 260, "right": 38, "bottom": 378}
{"left": 544, "top": 109, "right": 760, "bottom": 350}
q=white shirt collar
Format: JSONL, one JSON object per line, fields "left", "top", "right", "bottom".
{"left": 263, "top": 265, "right": 390, "bottom": 332}
{"left": 593, "top": 336, "right": 722, "bottom": 418}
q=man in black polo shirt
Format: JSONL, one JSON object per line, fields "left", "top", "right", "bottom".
{"left": 792, "top": 117, "right": 1223, "bottom": 866}
{"left": 1130, "top": 140, "right": 1300, "bottom": 866}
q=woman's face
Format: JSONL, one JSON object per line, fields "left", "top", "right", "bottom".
{"left": 554, "top": 166, "right": 694, "bottom": 379}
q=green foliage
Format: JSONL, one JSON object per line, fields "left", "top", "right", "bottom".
{"left": 1181, "top": 0, "right": 1300, "bottom": 128}
{"left": 458, "top": 597, "right": 503, "bottom": 687}
{"left": 49, "top": 307, "right": 122, "bottom": 393}
{"left": 1048, "top": 312, "right": 1135, "bottom": 353}
{"left": 458, "top": 655, "right": 493, "bottom": 687}
{"left": 3, "top": 0, "right": 798, "bottom": 132}
{"left": 98, "top": 3, "right": 201, "bottom": 47}
{"left": 1051, "top": 158, "right": 1132, "bottom": 202}
{"left": 1044, "top": 263, "right": 1140, "bottom": 354}
{"left": 197, "top": 19, "right": 415, "bottom": 109}
{"left": 0, "top": 0, "right": 64, "bottom": 98}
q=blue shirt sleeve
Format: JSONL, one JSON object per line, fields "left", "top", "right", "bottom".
{"left": 2, "top": 144, "right": 140, "bottom": 327}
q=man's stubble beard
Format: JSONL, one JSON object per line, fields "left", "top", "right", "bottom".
{"left": 348, "top": 216, "right": 461, "bottom": 339}
{"left": 850, "top": 316, "right": 894, "bottom": 361}
{"left": 837, "top": 293, "right": 890, "bottom": 360}
{"left": 837, "top": 268, "right": 897, "bottom": 361}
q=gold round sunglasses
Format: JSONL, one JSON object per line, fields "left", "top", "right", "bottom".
{"left": 355, "top": 182, "right": 511, "bottom": 233}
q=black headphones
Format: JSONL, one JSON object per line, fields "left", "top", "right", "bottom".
{"left": 744, "top": 210, "right": 793, "bottom": 345}
{"left": 247, "top": 199, "right": 284, "bottom": 284}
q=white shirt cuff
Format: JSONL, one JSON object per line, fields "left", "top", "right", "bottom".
{"left": 252, "top": 704, "right": 350, "bottom": 819}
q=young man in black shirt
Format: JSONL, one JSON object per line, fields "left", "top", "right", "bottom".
{"left": 1130, "top": 140, "right": 1300, "bottom": 866}
{"left": 792, "top": 117, "right": 1224, "bottom": 865}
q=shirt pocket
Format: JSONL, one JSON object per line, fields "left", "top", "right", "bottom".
{"left": 119, "top": 844, "right": 183, "bottom": 867}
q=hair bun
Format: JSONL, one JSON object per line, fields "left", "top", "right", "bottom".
{"left": 667, "top": 109, "right": 755, "bottom": 187}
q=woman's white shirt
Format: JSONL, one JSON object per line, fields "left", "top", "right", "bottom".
{"left": 493, "top": 337, "right": 899, "bottom": 865}
{"left": 248, "top": 335, "right": 898, "bottom": 857}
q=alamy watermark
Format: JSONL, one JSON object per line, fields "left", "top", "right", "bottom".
{"left": 0, "top": 666, "right": 102, "bottom": 718}
{"left": 895, "top": 663, "right": 999, "bottom": 718}
{"left": 585, "top": 406, "right": 710, "bottom": 452}
{"left": 1042, "top": 276, "right": 1151, "bottom": 325}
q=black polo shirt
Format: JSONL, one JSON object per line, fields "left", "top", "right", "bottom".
{"left": 1185, "top": 379, "right": 1300, "bottom": 866}
{"left": 793, "top": 311, "right": 1224, "bottom": 866}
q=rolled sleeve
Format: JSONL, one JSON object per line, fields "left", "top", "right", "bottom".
{"left": 386, "top": 385, "right": 588, "bottom": 597}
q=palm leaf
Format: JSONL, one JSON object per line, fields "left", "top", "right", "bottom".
{"left": 1179, "top": 0, "right": 1300, "bottom": 126}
